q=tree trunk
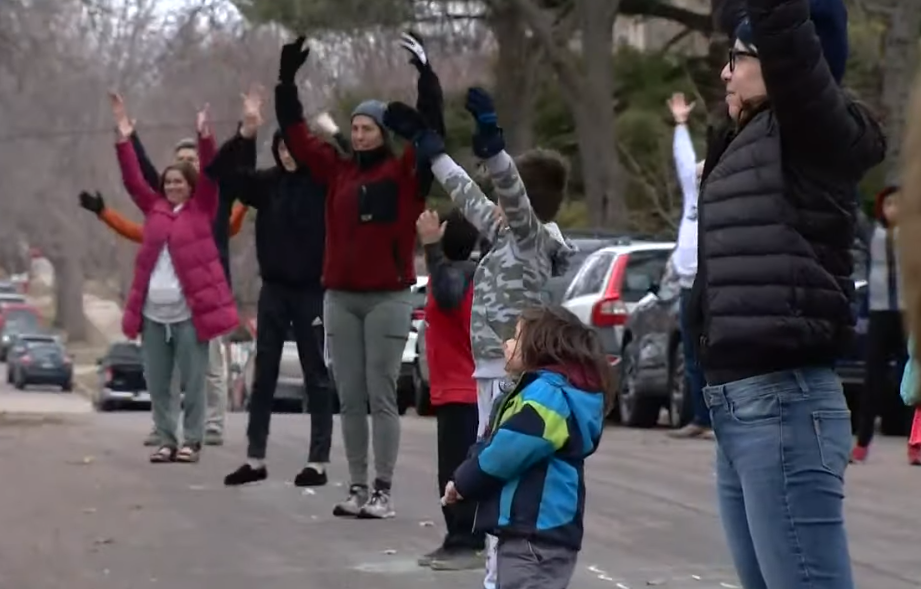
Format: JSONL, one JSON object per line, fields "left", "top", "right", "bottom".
{"left": 869, "top": 0, "right": 921, "bottom": 182}
{"left": 489, "top": 5, "right": 541, "bottom": 154}
{"left": 48, "top": 252, "right": 87, "bottom": 342}
{"left": 572, "top": 0, "right": 627, "bottom": 230}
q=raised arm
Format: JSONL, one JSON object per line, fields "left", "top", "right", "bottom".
{"left": 417, "top": 211, "right": 474, "bottom": 310}
{"left": 668, "top": 92, "right": 698, "bottom": 205}
{"left": 484, "top": 150, "right": 543, "bottom": 249}
{"left": 748, "top": 0, "right": 884, "bottom": 165}
{"left": 130, "top": 131, "right": 160, "bottom": 191}
{"left": 99, "top": 207, "right": 143, "bottom": 244}
{"left": 206, "top": 133, "right": 274, "bottom": 210}
{"left": 275, "top": 38, "right": 341, "bottom": 185}
{"left": 116, "top": 137, "right": 160, "bottom": 215}
{"left": 430, "top": 154, "right": 502, "bottom": 238}
{"left": 191, "top": 106, "right": 219, "bottom": 219}
{"left": 452, "top": 381, "right": 571, "bottom": 502}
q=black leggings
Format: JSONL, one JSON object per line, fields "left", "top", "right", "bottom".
{"left": 857, "top": 311, "right": 908, "bottom": 447}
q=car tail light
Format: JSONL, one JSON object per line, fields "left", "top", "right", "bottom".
{"left": 105, "top": 368, "right": 113, "bottom": 382}
{"left": 591, "top": 255, "right": 630, "bottom": 327}
{"left": 19, "top": 354, "right": 31, "bottom": 364}
{"left": 63, "top": 355, "right": 73, "bottom": 365}
{"left": 411, "top": 309, "right": 425, "bottom": 321}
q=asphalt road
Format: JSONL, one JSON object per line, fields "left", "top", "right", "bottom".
{"left": 0, "top": 365, "right": 919, "bottom": 589}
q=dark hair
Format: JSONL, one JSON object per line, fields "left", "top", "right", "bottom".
{"left": 515, "top": 306, "right": 615, "bottom": 414}
{"left": 439, "top": 207, "right": 479, "bottom": 262}
{"left": 160, "top": 161, "right": 198, "bottom": 195}
{"left": 515, "top": 148, "right": 568, "bottom": 223}
{"left": 174, "top": 138, "right": 197, "bottom": 153}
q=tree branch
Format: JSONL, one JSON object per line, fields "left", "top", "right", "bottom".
{"left": 619, "top": 0, "right": 712, "bottom": 34}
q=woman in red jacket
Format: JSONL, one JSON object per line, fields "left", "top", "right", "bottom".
{"left": 109, "top": 93, "right": 239, "bottom": 464}
{"left": 274, "top": 33, "right": 444, "bottom": 518}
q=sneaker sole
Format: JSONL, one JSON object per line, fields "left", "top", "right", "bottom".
{"left": 356, "top": 510, "right": 395, "bottom": 519}
{"left": 332, "top": 506, "right": 361, "bottom": 517}
{"left": 293, "top": 479, "right": 328, "bottom": 488}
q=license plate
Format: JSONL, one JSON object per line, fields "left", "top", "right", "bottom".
{"left": 41, "top": 362, "right": 52, "bottom": 368}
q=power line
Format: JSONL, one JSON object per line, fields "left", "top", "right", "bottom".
{"left": 0, "top": 119, "right": 245, "bottom": 144}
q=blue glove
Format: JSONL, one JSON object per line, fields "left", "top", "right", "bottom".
{"left": 465, "top": 87, "right": 504, "bottom": 159}
{"left": 413, "top": 129, "right": 446, "bottom": 164}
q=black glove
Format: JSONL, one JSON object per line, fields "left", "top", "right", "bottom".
{"left": 79, "top": 191, "right": 104, "bottom": 215}
{"left": 279, "top": 36, "right": 310, "bottom": 84}
{"left": 465, "top": 87, "right": 504, "bottom": 159}
{"left": 399, "top": 31, "right": 430, "bottom": 74}
{"left": 414, "top": 129, "right": 446, "bottom": 163}
{"left": 383, "top": 101, "right": 429, "bottom": 141}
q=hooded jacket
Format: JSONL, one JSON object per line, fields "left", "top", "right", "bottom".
{"left": 430, "top": 150, "right": 575, "bottom": 378}
{"left": 688, "top": 0, "right": 886, "bottom": 385}
{"left": 206, "top": 129, "right": 328, "bottom": 290}
{"left": 452, "top": 369, "right": 604, "bottom": 550}
{"left": 130, "top": 130, "right": 251, "bottom": 283}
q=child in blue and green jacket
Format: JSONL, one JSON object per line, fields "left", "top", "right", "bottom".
{"left": 442, "top": 306, "right": 611, "bottom": 589}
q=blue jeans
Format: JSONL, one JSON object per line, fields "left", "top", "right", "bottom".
{"left": 704, "top": 368, "right": 854, "bottom": 589}
{"left": 679, "top": 288, "right": 709, "bottom": 427}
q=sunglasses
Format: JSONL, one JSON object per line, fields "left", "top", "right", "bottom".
{"left": 728, "top": 48, "right": 758, "bottom": 72}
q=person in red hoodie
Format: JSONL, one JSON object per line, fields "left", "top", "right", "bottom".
{"left": 274, "top": 32, "right": 444, "bottom": 518}
{"left": 415, "top": 208, "right": 484, "bottom": 571}
{"left": 108, "top": 92, "right": 239, "bottom": 464}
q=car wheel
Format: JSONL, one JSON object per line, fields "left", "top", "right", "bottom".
{"left": 96, "top": 398, "right": 116, "bottom": 412}
{"left": 62, "top": 380, "right": 73, "bottom": 393}
{"left": 413, "top": 362, "right": 432, "bottom": 416}
{"left": 618, "top": 342, "right": 660, "bottom": 428}
{"left": 667, "top": 340, "right": 692, "bottom": 428}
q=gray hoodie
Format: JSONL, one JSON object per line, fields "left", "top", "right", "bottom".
{"left": 431, "top": 150, "right": 575, "bottom": 378}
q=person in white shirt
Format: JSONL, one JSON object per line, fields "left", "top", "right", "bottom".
{"left": 665, "top": 92, "right": 712, "bottom": 440}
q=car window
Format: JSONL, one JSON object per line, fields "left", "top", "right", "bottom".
{"left": 564, "top": 251, "right": 616, "bottom": 300}
{"left": 4, "top": 310, "right": 38, "bottom": 331}
{"left": 621, "top": 250, "right": 673, "bottom": 302}
{"left": 0, "top": 283, "right": 18, "bottom": 294}
{"left": 31, "top": 344, "right": 63, "bottom": 360}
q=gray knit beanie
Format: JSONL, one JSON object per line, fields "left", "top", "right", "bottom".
{"left": 351, "top": 100, "right": 388, "bottom": 134}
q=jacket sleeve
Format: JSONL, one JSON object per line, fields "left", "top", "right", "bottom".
{"left": 424, "top": 244, "right": 471, "bottom": 310}
{"left": 414, "top": 64, "right": 445, "bottom": 197}
{"left": 749, "top": 0, "right": 882, "bottom": 163}
{"left": 452, "top": 382, "right": 570, "bottom": 502}
{"left": 275, "top": 83, "right": 341, "bottom": 185}
{"left": 484, "top": 150, "right": 542, "bottom": 251}
{"left": 332, "top": 132, "right": 351, "bottom": 157}
{"left": 430, "top": 154, "right": 503, "bottom": 239}
{"left": 673, "top": 124, "right": 698, "bottom": 207}
{"left": 228, "top": 203, "right": 248, "bottom": 237}
{"left": 207, "top": 133, "right": 274, "bottom": 210}
{"left": 98, "top": 207, "right": 143, "bottom": 244}
{"left": 130, "top": 131, "right": 160, "bottom": 191}
{"left": 192, "top": 133, "right": 219, "bottom": 219}
{"left": 115, "top": 139, "right": 161, "bottom": 215}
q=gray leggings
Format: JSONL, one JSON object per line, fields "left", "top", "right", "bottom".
{"left": 142, "top": 319, "right": 209, "bottom": 447}
{"left": 324, "top": 289, "right": 413, "bottom": 487}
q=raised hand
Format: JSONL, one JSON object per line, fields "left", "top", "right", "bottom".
{"left": 383, "top": 101, "right": 428, "bottom": 140}
{"left": 240, "top": 84, "right": 265, "bottom": 138}
{"left": 279, "top": 36, "right": 310, "bottom": 84}
{"left": 399, "top": 31, "right": 428, "bottom": 71}
{"left": 108, "top": 91, "right": 135, "bottom": 138}
{"left": 667, "top": 92, "right": 695, "bottom": 124}
{"left": 196, "top": 103, "right": 211, "bottom": 136}
{"left": 465, "top": 87, "right": 504, "bottom": 159}
{"left": 78, "top": 190, "right": 104, "bottom": 215}
{"left": 313, "top": 112, "right": 339, "bottom": 135}
{"left": 416, "top": 210, "right": 445, "bottom": 245}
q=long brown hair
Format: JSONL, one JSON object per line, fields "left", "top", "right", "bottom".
{"left": 515, "top": 306, "right": 615, "bottom": 414}
{"left": 159, "top": 161, "right": 198, "bottom": 195}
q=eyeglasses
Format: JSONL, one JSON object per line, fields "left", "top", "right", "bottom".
{"left": 728, "top": 48, "right": 758, "bottom": 72}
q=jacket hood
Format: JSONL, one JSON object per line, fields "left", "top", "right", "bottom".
{"left": 271, "top": 129, "right": 306, "bottom": 173}
{"left": 543, "top": 222, "right": 576, "bottom": 277}
{"left": 536, "top": 370, "right": 604, "bottom": 456}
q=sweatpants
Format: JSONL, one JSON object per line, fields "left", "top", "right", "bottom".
{"left": 435, "top": 402, "right": 484, "bottom": 550}
{"left": 247, "top": 283, "right": 332, "bottom": 463}
{"left": 496, "top": 537, "right": 578, "bottom": 589}
{"left": 858, "top": 310, "right": 909, "bottom": 446}
{"left": 205, "top": 338, "right": 227, "bottom": 434}
{"left": 476, "top": 377, "right": 505, "bottom": 589}
{"left": 142, "top": 319, "right": 209, "bottom": 447}
{"left": 324, "top": 289, "right": 413, "bottom": 487}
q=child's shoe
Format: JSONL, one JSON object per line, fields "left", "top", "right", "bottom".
{"left": 850, "top": 445, "right": 868, "bottom": 464}
{"left": 908, "top": 444, "right": 921, "bottom": 466}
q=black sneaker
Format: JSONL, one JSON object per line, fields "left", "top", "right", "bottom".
{"left": 418, "top": 546, "right": 450, "bottom": 567}
{"left": 293, "top": 465, "right": 328, "bottom": 487}
{"left": 224, "top": 464, "right": 267, "bottom": 486}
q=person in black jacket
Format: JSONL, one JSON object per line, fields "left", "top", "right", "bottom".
{"left": 689, "top": 1, "right": 885, "bottom": 588}
{"left": 210, "top": 88, "right": 337, "bottom": 488}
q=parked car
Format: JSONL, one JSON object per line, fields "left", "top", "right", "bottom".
{"left": 0, "top": 293, "right": 26, "bottom": 306}
{"left": 7, "top": 333, "right": 72, "bottom": 391}
{"left": 413, "top": 319, "right": 432, "bottom": 416}
{"left": 0, "top": 280, "right": 19, "bottom": 294}
{"left": 561, "top": 240, "right": 675, "bottom": 361}
{"left": 94, "top": 342, "right": 148, "bottom": 411}
{"left": 0, "top": 305, "right": 42, "bottom": 360}
{"left": 401, "top": 276, "right": 428, "bottom": 404}
{"left": 544, "top": 232, "right": 632, "bottom": 304}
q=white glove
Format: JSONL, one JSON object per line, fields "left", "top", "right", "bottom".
{"left": 313, "top": 112, "right": 339, "bottom": 135}
{"left": 399, "top": 31, "right": 427, "bottom": 67}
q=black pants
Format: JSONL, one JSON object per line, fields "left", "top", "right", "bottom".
{"left": 247, "top": 283, "right": 333, "bottom": 462}
{"left": 436, "top": 402, "right": 484, "bottom": 550}
{"left": 857, "top": 310, "right": 909, "bottom": 447}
